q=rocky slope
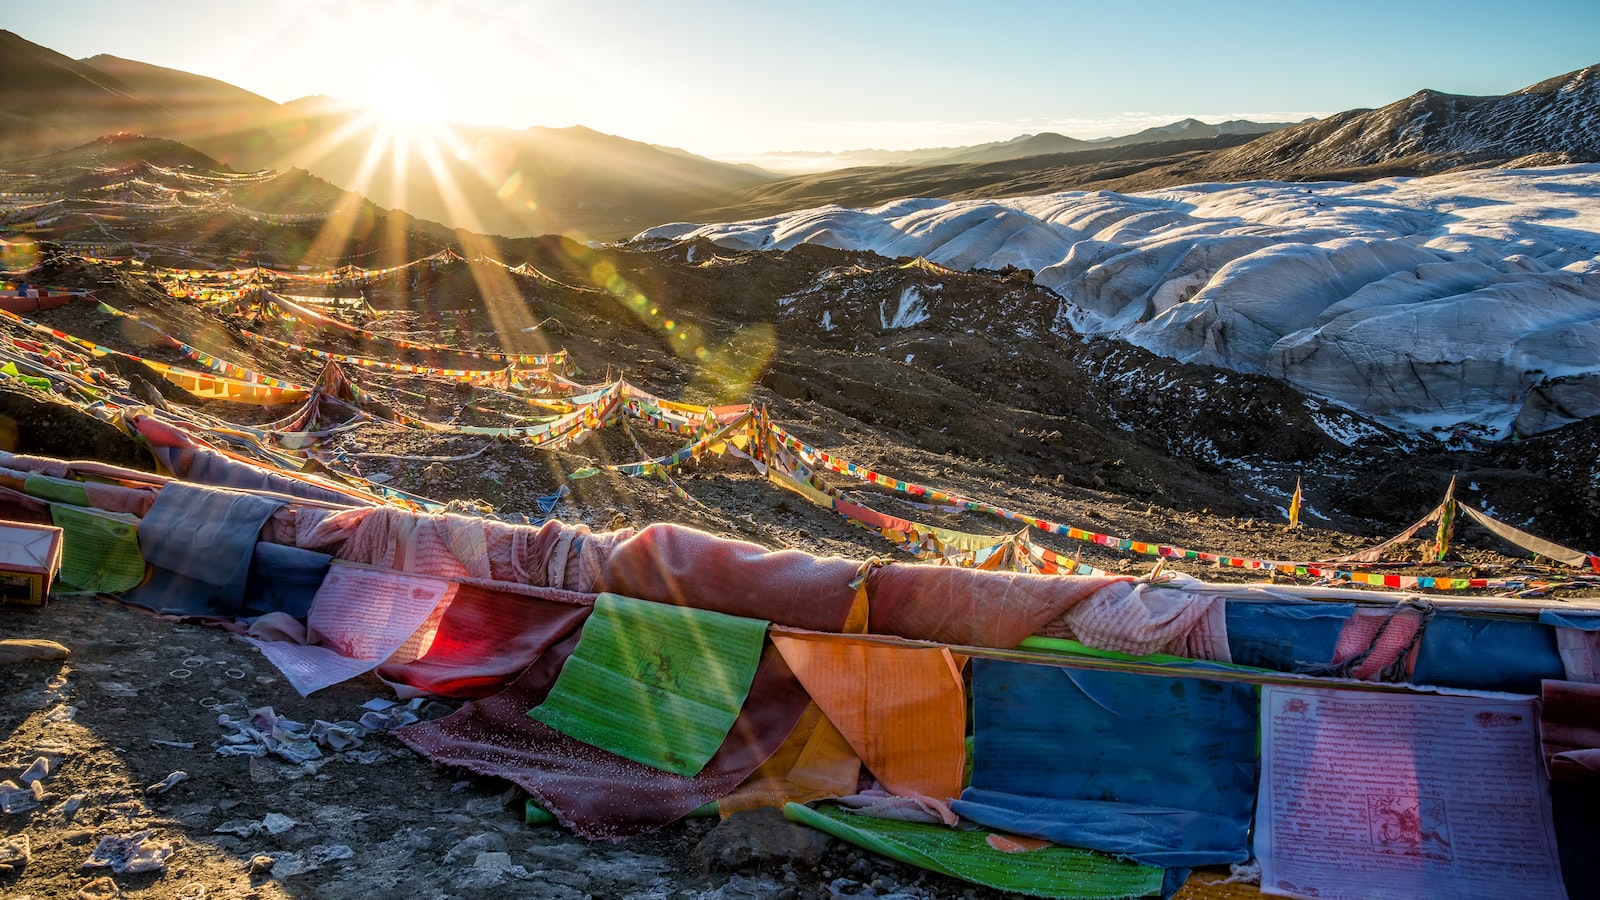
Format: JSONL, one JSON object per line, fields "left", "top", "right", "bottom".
{"left": 646, "top": 164, "right": 1600, "bottom": 438}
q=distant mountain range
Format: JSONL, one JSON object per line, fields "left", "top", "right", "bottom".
{"left": 746, "top": 118, "right": 1296, "bottom": 172}
{"left": 0, "top": 30, "right": 772, "bottom": 240}
{"left": 0, "top": 28, "right": 1595, "bottom": 241}
{"left": 709, "top": 65, "right": 1600, "bottom": 227}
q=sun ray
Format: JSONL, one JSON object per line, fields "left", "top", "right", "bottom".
{"left": 299, "top": 122, "right": 396, "bottom": 267}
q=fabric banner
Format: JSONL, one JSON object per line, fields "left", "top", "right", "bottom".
{"left": 1226, "top": 602, "right": 1354, "bottom": 672}
{"left": 243, "top": 541, "right": 331, "bottom": 619}
{"left": 23, "top": 473, "right": 88, "bottom": 507}
{"left": 1542, "top": 680, "right": 1600, "bottom": 899}
{"left": 1540, "top": 610, "right": 1600, "bottom": 683}
{"left": 249, "top": 562, "right": 457, "bottom": 695}
{"left": 952, "top": 659, "right": 1258, "bottom": 868}
{"left": 1541, "top": 680, "right": 1600, "bottom": 781}
{"left": 378, "top": 581, "right": 593, "bottom": 699}
{"left": 123, "top": 482, "right": 283, "bottom": 617}
{"left": 529, "top": 593, "right": 769, "bottom": 777}
{"left": 49, "top": 503, "right": 145, "bottom": 593}
{"left": 1458, "top": 503, "right": 1589, "bottom": 568}
{"left": 783, "top": 803, "right": 1168, "bottom": 900}
{"left": 0, "top": 485, "right": 52, "bottom": 526}
{"left": 394, "top": 629, "right": 814, "bottom": 840}
{"left": 596, "top": 524, "right": 862, "bottom": 632}
{"left": 1257, "top": 685, "right": 1565, "bottom": 900}
{"left": 716, "top": 702, "right": 861, "bottom": 814}
{"left": 771, "top": 631, "right": 966, "bottom": 819}
{"left": 866, "top": 565, "right": 1125, "bottom": 648}
{"left": 1410, "top": 613, "right": 1565, "bottom": 695}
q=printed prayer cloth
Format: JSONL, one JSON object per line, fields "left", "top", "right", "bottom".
{"left": 49, "top": 503, "right": 145, "bottom": 593}
{"left": 528, "top": 592, "right": 769, "bottom": 777}
{"left": 952, "top": 659, "right": 1257, "bottom": 869}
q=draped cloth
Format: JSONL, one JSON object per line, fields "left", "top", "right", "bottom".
{"left": 395, "top": 632, "right": 813, "bottom": 840}
{"left": 123, "top": 483, "right": 282, "bottom": 617}
{"left": 952, "top": 659, "right": 1258, "bottom": 868}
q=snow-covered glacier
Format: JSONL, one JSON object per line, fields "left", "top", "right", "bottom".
{"left": 639, "top": 165, "right": 1600, "bottom": 437}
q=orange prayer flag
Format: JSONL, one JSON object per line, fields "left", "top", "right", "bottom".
{"left": 771, "top": 631, "right": 967, "bottom": 824}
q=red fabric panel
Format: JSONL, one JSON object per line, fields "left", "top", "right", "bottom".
{"left": 595, "top": 523, "right": 860, "bottom": 631}
{"left": 394, "top": 632, "right": 811, "bottom": 839}
{"left": 378, "top": 582, "right": 593, "bottom": 699}
{"left": 1543, "top": 679, "right": 1600, "bottom": 783}
{"left": 834, "top": 499, "right": 915, "bottom": 533}
{"left": 0, "top": 485, "right": 51, "bottom": 525}
{"left": 866, "top": 565, "right": 1123, "bottom": 648}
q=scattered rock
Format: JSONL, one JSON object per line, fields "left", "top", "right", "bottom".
{"left": 693, "top": 807, "right": 836, "bottom": 873}
{"left": 83, "top": 830, "right": 175, "bottom": 874}
{"left": 442, "top": 832, "right": 506, "bottom": 865}
{"left": 473, "top": 850, "right": 512, "bottom": 870}
{"left": 77, "top": 875, "right": 120, "bottom": 900}
{"left": 0, "top": 832, "right": 30, "bottom": 869}
{"left": 260, "top": 812, "right": 298, "bottom": 835}
{"left": 697, "top": 874, "right": 790, "bottom": 899}
{"left": 146, "top": 771, "right": 189, "bottom": 795}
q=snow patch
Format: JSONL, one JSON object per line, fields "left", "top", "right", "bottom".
{"left": 880, "top": 286, "right": 930, "bottom": 330}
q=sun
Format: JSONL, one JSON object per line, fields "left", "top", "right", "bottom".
{"left": 353, "top": 62, "right": 453, "bottom": 127}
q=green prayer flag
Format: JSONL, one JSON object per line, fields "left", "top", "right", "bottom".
{"left": 24, "top": 474, "right": 89, "bottom": 507}
{"left": 783, "top": 803, "right": 1167, "bottom": 900}
{"left": 529, "top": 592, "right": 768, "bottom": 777}
{"left": 50, "top": 504, "right": 146, "bottom": 593}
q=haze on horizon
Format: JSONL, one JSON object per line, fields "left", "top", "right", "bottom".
{"left": 8, "top": 0, "right": 1600, "bottom": 166}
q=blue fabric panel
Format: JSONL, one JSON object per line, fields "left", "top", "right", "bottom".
{"left": 152, "top": 445, "right": 373, "bottom": 507}
{"left": 124, "top": 483, "right": 283, "bottom": 617}
{"left": 951, "top": 658, "right": 1258, "bottom": 868}
{"left": 1225, "top": 601, "right": 1354, "bottom": 672}
{"left": 1540, "top": 610, "right": 1600, "bottom": 631}
{"left": 244, "top": 541, "right": 332, "bottom": 619}
{"left": 1411, "top": 613, "right": 1564, "bottom": 695}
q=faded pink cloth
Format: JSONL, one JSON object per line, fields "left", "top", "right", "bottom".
{"left": 82, "top": 482, "right": 156, "bottom": 516}
{"left": 1557, "top": 628, "right": 1600, "bottom": 683}
{"left": 0, "top": 454, "right": 69, "bottom": 477}
{"left": 598, "top": 523, "right": 861, "bottom": 631}
{"left": 1046, "top": 578, "right": 1226, "bottom": 657}
{"left": 869, "top": 565, "right": 1127, "bottom": 648}
{"left": 283, "top": 507, "right": 628, "bottom": 592}
{"left": 484, "top": 519, "right": 566, "bottom": 585}
{"left": 1332, "top": 608, "right": 1423, "bottom": 681}
{"left": 283, "top": 505, "right": 374, "bottom": 552}
{"left": 334, "top": 507, "right": 485, "bottom": 580}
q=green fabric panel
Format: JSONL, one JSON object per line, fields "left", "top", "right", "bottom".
{"left": 783, "top": 803, "right": 1166, "bottom": 900}
{"left": 24, "top": 474, "right": 89, "bottom": 507}
{"left": 1018, "top": 635, "right": 1266, "bottom": 672}
{"left": 529, "top": 592, "right": 769, "bottom": 777}
{"left": 49, "top": 504, "right": 145, "bottom": 593}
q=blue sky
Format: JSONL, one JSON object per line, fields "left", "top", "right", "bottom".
{"left": 8, "top": 0, "right": 1599, "bottom": 157}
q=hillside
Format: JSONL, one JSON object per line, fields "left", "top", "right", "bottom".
{"left": 4, "top": 142, "right": 1600, "bottom": 900}
{"left": 0, "top": 31, "right": 778, "bottom": 240}
{"left": 650, "top": 164, "right": 1600, "bottom": 441}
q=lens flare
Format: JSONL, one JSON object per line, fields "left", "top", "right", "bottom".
{"left": 0, "top": 238, "right": 38, "bottom": 274}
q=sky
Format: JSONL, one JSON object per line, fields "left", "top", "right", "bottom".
{"left": 8, "top": 0, "right": 1600, "bottom": 161}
